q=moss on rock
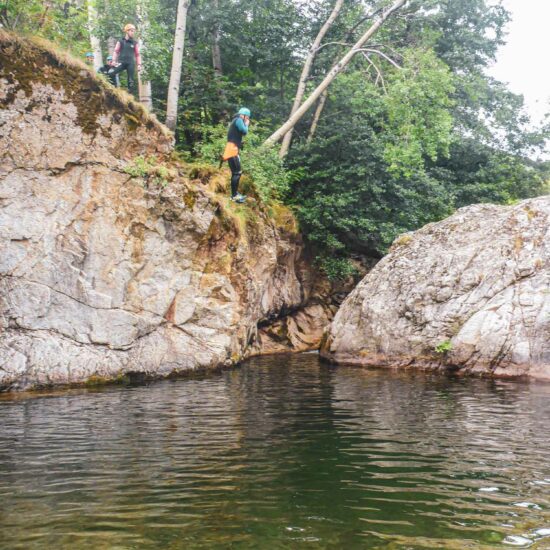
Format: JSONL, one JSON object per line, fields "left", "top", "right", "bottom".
{"left": 0, "top": 30, "right": 170, "bottom": 139}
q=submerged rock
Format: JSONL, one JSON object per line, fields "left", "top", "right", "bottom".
{"left": 0, "top": 32, "right": 335, "bottom": 391}
{"left": 322, "top": 198, "right": 550, "bottom": 380}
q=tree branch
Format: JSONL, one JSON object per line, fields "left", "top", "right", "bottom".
{"left": 265, "top": 0, "right": 407, "bottom": 147}
{"left": 357, "top": 48, "right": 402, "bottom": 69}
{"left": 361, "top": 52, "right": 387, "bottom": 93}
{"left": 314, "top": 41, "right": 353, "bottom": 54}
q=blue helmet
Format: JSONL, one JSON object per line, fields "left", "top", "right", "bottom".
{"left": 107, "top": 55, "right": 113, "bottom": 61}
{"left": 85, "top": 52, "right": 94, "bottom": 58}
{"left": 238, "top": 107, "right": 251, "bottom": 117}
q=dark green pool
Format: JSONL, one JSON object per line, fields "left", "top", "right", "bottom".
{"left": 1, "top": 354, "right": 549, "bottom": 549}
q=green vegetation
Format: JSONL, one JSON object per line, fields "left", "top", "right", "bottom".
{"left": 4, "top": 0, "right": 549, "bottom": 279}
{"left": 123, "top": 155, "right": 176, "bottom": 187}
{"left": 318, "top": 256, "right": 358, "bottom": 282}
{"left": 0, "top": 0, "right": 88, "bottom": 51}
{"left": 435, "top": 340, "right": 453, "bottom": 355}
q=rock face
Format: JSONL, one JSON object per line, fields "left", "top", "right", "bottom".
{"left": 0, "top": 32, "right": 334, "bottom": 391}
{"left": 322, "top": 198, "right": 550, "bottom": 380}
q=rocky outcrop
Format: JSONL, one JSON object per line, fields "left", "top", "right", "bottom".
{"left": 251, "top": 279, "right": 352, "bottom": 355}
{"left": 0, "top": 32, "right": 335, "bottom": 391}
{"left": 322, "top": 198, "right": 550, "bottom": 380}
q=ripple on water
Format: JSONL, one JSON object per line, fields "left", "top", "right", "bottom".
{"left": 0, "top": 355, "right": 549, "bottom": 549}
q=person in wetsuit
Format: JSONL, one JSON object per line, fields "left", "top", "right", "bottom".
{"left": 110, "top": 24, "right": 142, "bottom": 93}
{"left": 97, "top": 55, "right": 119, "bottom": 87}
{"left": 221, "top": 108, "right": 251, "bottom": 203}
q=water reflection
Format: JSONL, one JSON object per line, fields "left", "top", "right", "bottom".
{"left": 1, "top": 355, "right": 549, "bottom": 549}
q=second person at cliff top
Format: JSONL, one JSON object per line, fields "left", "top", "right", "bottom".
{"left": 109, "top": 24, "right": 142, "bottom": 93}
{"left": 221, "top": 108, "right": 251, "bottom": 203}
{"left": 97, "top": 55, "right": 119, "bottom": 87}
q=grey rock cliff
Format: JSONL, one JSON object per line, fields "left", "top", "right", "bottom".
{"left": 322, "top": 198, "right": 550, "bottom": 379}
{"left": 0, "top": 32, "right": 334, "bottom": 391}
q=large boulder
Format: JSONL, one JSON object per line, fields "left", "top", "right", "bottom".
{"left": 0, "top": 32, "right": 334, "bottom": 391}
{"left": 322, "top": 197, "right": 550, "bottom": 379}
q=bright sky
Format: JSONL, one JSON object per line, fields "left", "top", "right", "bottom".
{"left": 488, "top": 0, "right": 550, "bottom": 126}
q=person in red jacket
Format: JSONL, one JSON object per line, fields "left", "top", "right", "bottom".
{"left": 109, "top": 24, "right": 142, "bottom": 93}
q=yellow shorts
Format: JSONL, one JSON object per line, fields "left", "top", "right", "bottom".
{"left": 222, "top": 142, "right": 239, "bottom": 161}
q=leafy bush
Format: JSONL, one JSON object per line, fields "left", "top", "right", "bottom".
{"left": 289, "top": 117, "right": 454, "bottom": 259}
{"left": 429, "top": 139, "right": 549, "bottom": 207}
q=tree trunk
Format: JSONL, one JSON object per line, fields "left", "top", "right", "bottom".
{"left": 211, "top": 0, "right": 223, "bottom": 78}
{"left": 166, "top": 0, "right": 190, "bottom": 131}
{"left": 107, "top": 37, "right": 117, "bottom": 55}
{"left": 265, "top": 0, "right": 406, "bottom": 147}
{"left": 87, "top": 0, "right": 103, "bottom": 71}
{"left": 210, "top": 0, "right": 227, "bottom": 117}
{"left": 211, "top": 35, "right": 223, "bottom": 78}
{"left": 307, "top": 89, "right": 328, "bottom": 144}
{"left": 279, "top": 0, "right": 344, "bottom": 158}
{"left": 138, "top": 74, "right": 153, "bottom": 110}
{"left": 137, "top": 0, "right": 153, "bottom": 110}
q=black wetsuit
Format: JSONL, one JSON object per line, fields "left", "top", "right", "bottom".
{"left": 109, "top": 37, "right": 138, "bottom": 91}
{"left": 226, "top": 115, "right": 248, "bottom": 197}
{"left": 98, "top": 64, "right": 118, "bottom": 87}
{"left": 228, "top": 156, "right": 242, "bottom": 197}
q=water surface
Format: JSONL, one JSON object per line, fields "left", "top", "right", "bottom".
{"left": 1, "top": 354, "right": 550, "bottom": 549}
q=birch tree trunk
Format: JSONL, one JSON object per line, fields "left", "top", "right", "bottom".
{"left": 211, "top": 0, "right": 223, "bottom": 78}
{"left": 87, "top": 0, "right": 103, "bottom": 71}
{"left": 265, "top": 0, "right": 407, "bottom": 147}
{"left": 212, "top": 33, "right": 223, "bottom": 77}
{"left": 137, "top": 0, "right": 153, "bottom": 110}
{"left": 307, "top": 89, "right": 328, "bottom": 144}
{"left": 138, "top": 74, "right": 153, "bottom": 110}
{"left": 279, "top": 0, "right": 344, "bottom": 158}
{"left": 211, "top": 0, "right": 228, "bottom": 117}
{"left": 166, "top": 0, "right": 190, "bottom": 131}
{"left": 107, "top": 37, "right": 116, "bottom": 54}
